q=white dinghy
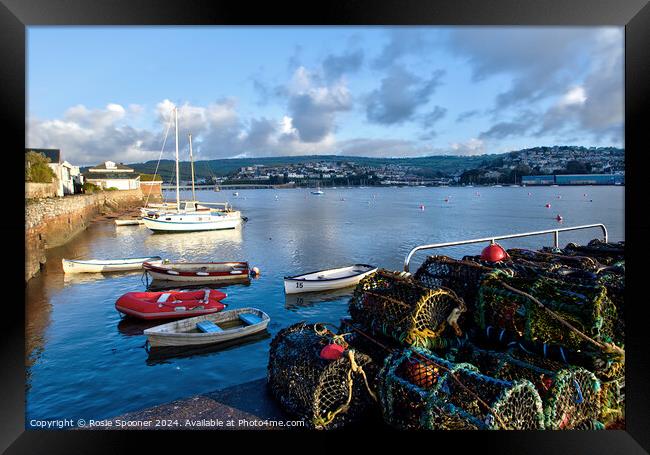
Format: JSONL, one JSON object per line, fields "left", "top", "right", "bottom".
{"left": 144, "top": 307, "right": 270, "bottom": 347}
{"left": 284, "top": 264, "right": 377, "bottom": 294}
{"left": 62, "top": 256, "right": 163, "bottom": 274}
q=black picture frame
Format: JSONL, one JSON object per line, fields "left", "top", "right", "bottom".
{"left": 3, "top": 0, "right": 649, "bottom": 452}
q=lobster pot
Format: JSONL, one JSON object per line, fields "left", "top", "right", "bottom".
{"left": 453, "top": 346, "right": 601, "bottom": 430}
{"left": 414, "top": 255, "right": 494, "bottom": 313}
{"left": 267, "top": 322, "right": 378, "bottom": 429}
{"left": 378, "top": 348, "right": 544, "bottom": 430}
{"left": 557, "top": 239, "right": 625, "bottom": 266}
{"left": 476, "top": 270, "right": 619, "bottom": 352}
{"left": 506, "top": 248, "right": 602, "bottom": 272}
{"left": 349, "top": 270, "right": 467, "bottom": 350}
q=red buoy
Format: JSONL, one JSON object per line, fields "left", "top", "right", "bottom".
{"left": 320, "top": 343, "right": 345, "bottom": 360}
{"left": 420, "top": 204, "right": 425, "bottom": 210}
{"left": 556, "top": 214, "right": 563, "bottom": 222}
{"left": 481, "top": 243, "right": 509, "bottom": 262}
{"left": 545, "top": 203, "right": 551, "bottom": 208}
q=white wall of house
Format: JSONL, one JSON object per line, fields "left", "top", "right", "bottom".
{"left": 87, "top": 178, "right": 141, "bottom": 190}
{"left": 47, "top": 161, "right": 77, "bottom": 196}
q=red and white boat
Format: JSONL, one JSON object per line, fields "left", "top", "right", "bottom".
{"left": 115, "top": 289, "right": 227, "bottom": 320}
{"left": 143, "top": 261, "right": 250, "bottom": 283}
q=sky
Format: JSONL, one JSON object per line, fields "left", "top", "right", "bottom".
{"left": 27, "top": 26, "right": 624, "bottom": 166}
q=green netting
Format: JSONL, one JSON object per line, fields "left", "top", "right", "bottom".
{"left": 377, "top": 347, "right": 545, "bottom": 430}
{"left": 551, "top": 239, "right": 625, "bottom": 266}
{"left": 451, "top": 344, "right": 601, "bottom": 429}
{"left": 414, "top": 255, "right": 494, "bottom": 313}
{"left": 267, "top": 322, "right": 379, "bottom": 429}
{"left": 476, "top": 269, "right": 619, "bottom": 352}
{"left": 349, "top": 269, "right": 467, "bottom": 350}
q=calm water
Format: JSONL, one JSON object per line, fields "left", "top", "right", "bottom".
{"left": 25, "top": 186, "right": 624, "bottom": 424}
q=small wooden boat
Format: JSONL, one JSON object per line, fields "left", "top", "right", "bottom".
{"left": 115, "top": 218, "right": 144, "bottom": 226}
{"left": 144, "top": 307, "right": 270, "bottom": 347}
{"left": 62, "top": 256, "right": 163, "bottom": 274}
{"left": 143, "top": 261, "right": 250, "bottom": 283}
{"left": 116, "top": 289, "right": 227, "bottom": 320}
{"left": 284, "top": 264, "right": 377, "bottom": 294}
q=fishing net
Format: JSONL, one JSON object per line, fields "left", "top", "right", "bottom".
{"left": 414, "top": 255, "right": 494, "bottom": 313}
{"left": 476, "top": 269, "right": 619, "bottom": 352}
{"left": 451, "top": 344, "right": 601, "bottom": 429}
{"left": 549, "top": 239, "right": 625, "bottom": 266}
{"left": 348, "top": 269, "right": 467, "bottom": 350}
{"left": 267, "top": 322, "right": 379, "bottom": 429}
{"left": 377, "top": 347, "right": 544, "bottom": 430}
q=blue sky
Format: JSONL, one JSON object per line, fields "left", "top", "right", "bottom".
{"left": 27, "top": 26, "right": 623, "bottom": 166}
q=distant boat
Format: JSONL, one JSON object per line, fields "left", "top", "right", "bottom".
{"left": 144, "top": 261, "right": 250, "bottom": 283}
{"left": 144, "top": 307, "right": 270, "bottom": 347}
{"left": 311, "top": 185, "right": 324, "bottom": 195}
{"left": 284, "top": 264, "right": 377, "bottom": 294}
{"left": 62, "top": 256, "right": 162, "bottom": 274}
{"left": 233, "top": 192, "right": 239, "bottom": 196}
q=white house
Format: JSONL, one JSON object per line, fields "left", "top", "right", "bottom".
{"left": 84, "top": 161, "right": 141, "bottom": 190}
{"left": 25, "top": 148, "right": 83, "bottom": 196}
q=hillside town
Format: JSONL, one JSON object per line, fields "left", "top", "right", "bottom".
{"left": 222, "top": 146, "right": 624, "bottom": 187}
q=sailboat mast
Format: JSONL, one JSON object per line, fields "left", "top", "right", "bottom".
{"left": 188, "top": 133, "right": 196, "bottom": 202}
{"left": 174, "top": 106, "right": 180, "bottom": 211}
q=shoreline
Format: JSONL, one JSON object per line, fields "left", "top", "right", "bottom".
{"left": 25, "top": 189, "right": 147, "bottom": 282}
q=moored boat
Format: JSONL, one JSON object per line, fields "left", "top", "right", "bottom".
{"left": 143, "top": 261, "right": 250, "bottom": 283}
{"left": 284, "top": 264, "right": 377, "bottom": 294}
{"left": 62, "top": 256, "right": 163, "bottom": 274}
{"left": 116, "top": 289, "right": 227, "bottom": 320}
{"left": 143, "top": 307, "right": 270, "bottom": 347}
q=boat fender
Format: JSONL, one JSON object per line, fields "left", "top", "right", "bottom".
{"left": 320, "top": 343, "right": 345, "bottom": 360}
{"left": 167, "top": 270, "right": 180, "bottom": 275}
{"left": 196, "top": 272, "right": 210, "bottom": 276}
{"left": 250, "top": 267, "right": 260, "bottom": 277}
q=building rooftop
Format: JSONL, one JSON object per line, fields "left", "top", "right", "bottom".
{"left": 88, "top": 161, "right": 134, "bottom": 172}
{"left": 25, "top": 148, "right": 60, "bottom": 163}
{"left": 84, "top": 172, "right": 140, "bottom": 180}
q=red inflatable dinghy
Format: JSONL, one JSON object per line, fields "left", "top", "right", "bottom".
{"left": 116, "top": 289, "right": 227, "bottom": 320}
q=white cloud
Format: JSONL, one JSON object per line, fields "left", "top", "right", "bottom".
{"left": 450, "top": 138, "right": 485, "bottom": 156}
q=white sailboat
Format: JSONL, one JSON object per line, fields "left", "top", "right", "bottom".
{"left": 142, "top": 107, "right": 242, "bottom": 232}
{"left": 311, "top": 184, "right": 324, "bottom": 195}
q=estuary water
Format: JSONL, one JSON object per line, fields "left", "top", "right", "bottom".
{"left": 25, "top": 186, "right": 624, "bottom": 424}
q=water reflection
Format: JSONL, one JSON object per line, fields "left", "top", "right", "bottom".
{"left": 145, "top": 279, "right": 251, "bottom": 292}
{"left": 63, "top": 270, "right": 146, "bottom": 286}
{"left": 284, "top": 287, "right": 355, "bottom": 310}
{"left": 145, "top": 331, "right": 271, "bottom": 366}
{"left": 143, "top": 226, "right": 244, "bottom": 260}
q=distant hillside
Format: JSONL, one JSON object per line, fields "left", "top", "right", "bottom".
{"left": 124, "top": 154, "right": 503, "bottom": 182}
{"left": 101, "top": 146, "right": 623, "bottom": 183}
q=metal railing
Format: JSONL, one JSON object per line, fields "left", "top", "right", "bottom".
{"left": 403, "top": 223, "right": 608, "bottom": 272}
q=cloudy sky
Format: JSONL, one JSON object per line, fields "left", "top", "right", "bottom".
{"left": 27, "top": 26, "right": 623, "bottom": 166}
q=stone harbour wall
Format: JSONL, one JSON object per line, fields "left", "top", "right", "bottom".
{"left": 25, "top": 181, "right": 59, "bottom": 199}
{"left": 25, "top": 189, "right": 144, "bottom": 282}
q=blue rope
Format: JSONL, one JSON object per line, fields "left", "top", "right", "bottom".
{"left": 559, "top": 346, "right": 568, "bottom": 364}
{"left": 499, "top": 328, "right": 506, "bottom": 342}
{"left": 573, "top": 379, "right": 584, "bottom": 404}
{"left": 543, "top": 343, "right": 547, "bottom": 358}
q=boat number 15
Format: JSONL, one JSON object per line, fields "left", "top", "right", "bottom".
{"left": 296, "top": 282, "right": 303, "bottom": 288}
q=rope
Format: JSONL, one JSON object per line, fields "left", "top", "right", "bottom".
{"left": 313, "top": 350, "right": 377, "bottom": 429}
{"left": 495, "top": 279, "right": 625, "bottom": 358}
{"left": 346, "top": 324, "right": 508, "bottom": 430}
{"left": 144, "top": 111, "right": 174, "bottom": 206}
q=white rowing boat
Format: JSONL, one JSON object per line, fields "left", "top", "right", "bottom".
{"left": 62, "top": 256, "right": 163, "bottom": 274}
{"left": 144, "top": 307, "right": 270, "bottom": 347}
{"left": 284, "top": 264, "right": 377, "bottom": 294}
